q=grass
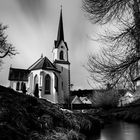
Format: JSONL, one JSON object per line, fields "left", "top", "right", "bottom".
{"left": 0, "top": 85, "right": 102, "bottom": 140}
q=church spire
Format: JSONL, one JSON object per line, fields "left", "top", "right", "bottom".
{"left": 57, "top": 6, "right": 64, "bottom": 41}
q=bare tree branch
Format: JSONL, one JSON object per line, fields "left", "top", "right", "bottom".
{"left": 83, "top": 0, "right": 131, "bottom": 24}
{"left": 83, "top": 0, "right": 140, "bottom": 91}
{"left": 0, "top": 23, "right": 17, "bottom": 61}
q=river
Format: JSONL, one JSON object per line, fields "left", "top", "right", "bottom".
{"left": 87, "top": 121, "right": 140, "bottom": 140}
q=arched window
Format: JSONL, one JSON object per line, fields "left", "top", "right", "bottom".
{"left": 16, "top": 82, "right": 20, "bottom": 91}
{"left": 60, "top": 50, "right": 64, "bottom": 60}
{"left": 45, "top": 74, "right": 51, "bottom": 94}
{"left": 54, "top": 73, "right": 58, "bottom": 92}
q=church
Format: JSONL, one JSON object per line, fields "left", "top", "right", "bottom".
{"left": 8, "top": 8, "right": 70, "bottom": 104}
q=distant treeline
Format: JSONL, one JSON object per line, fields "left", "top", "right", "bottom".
{"left": 70, "top": 89, "right": 126, "bottom": 97}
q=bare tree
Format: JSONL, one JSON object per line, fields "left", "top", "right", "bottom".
{"left": 83, "top": 0, "right": 140, "bottom": 91}
{"left": 0, "top": 23, "right": 16, "bottom": 65}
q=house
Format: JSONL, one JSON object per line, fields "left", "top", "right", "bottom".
{"left": 8, "top": 8, "right": 70, "bottom": 104}
{"left": 133, "top": 76, "right": 140, "bottom": 89}
{"left": 71, "top": 95, "right": 92, "bottom": 110}
{"left": 118, "top": 91, "right": 134, "bottom": 107}
{"left": 71, "top": 96, "right": 83, "bottom": 104}
{"left": 79, "top": 97, "right": 92, "bottom": 104}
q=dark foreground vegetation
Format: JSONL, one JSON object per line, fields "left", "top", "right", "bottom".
{"left": 0, "top": 85, "right": 102, "bottom": 140}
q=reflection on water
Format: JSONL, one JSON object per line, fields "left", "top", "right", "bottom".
{"left": 88, "top": 121, "right": 140, "bottom": 140}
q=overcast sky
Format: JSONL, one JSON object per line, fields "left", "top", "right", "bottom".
{"left": 0, "top": 0, "right": 100, "bottom": 90}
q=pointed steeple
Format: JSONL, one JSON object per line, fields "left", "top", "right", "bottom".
{"left": 54, "top": 6, "right": 68, "bottom": 49}
{"left": 57, "top": 6, "right": 64, "bottom": 42}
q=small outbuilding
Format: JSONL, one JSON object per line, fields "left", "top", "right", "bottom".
{"left": 118, "top": 91, "right": 134, "bottom": 107}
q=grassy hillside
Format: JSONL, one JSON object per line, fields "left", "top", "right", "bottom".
{"left": 0, "top": 85, "right": 101, "bottom": 140}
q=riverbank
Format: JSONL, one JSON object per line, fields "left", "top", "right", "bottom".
{"left": 95, "top": 98, "right": 140, "bottom": 124}
{"left": 0, "top": 85, "right": 102, "bottom": 140}
{"left": 111, "top": 105, "right": 140, "bottom": 123}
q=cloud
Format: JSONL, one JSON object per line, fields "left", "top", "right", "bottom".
{"left": 16, "top": 0, "right": 47, "bottom": 23}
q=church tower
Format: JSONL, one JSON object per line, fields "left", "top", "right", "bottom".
{"left": 53, "top": 7, "right": 70, "bottom": 103}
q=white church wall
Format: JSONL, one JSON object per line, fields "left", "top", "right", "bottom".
{"left": 10, "top": 81, "right": 28, "bottom": 92}
{"left": 56, "top": 64, "right": 70, "bottom": 103}
{"left": 27, "top": 72, "right": 33, "bottom": 95}
{"left": 30, "top": 69, "right": 58, "bottom": 103}
{"left": 10, "top": 81, "right": 16, "bottom": 90}
{"left": 41, "top": 71, "right": 57, "bottom": 103}
{"left": 53, "top": 49, "right": 58, "bottom": 61}
{"left": 31, "top": 70, "right": 43, "bottom": 96}
{"left": 57, "top": 73, "right": 65, "bottom": 104}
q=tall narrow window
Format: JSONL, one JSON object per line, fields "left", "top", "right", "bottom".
{"left": 54, "top": 73, "right": 58, "bottom": 92}
{"left": 45, "top": 74, "right": 51, "bottom": 94}
{"left": 60, "top": 50, "right": 64, "bottom": 60}
{"left": 16, "top": 82, "right": 20, "bottom": 91}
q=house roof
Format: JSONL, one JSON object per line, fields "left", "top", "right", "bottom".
{"left": 80, "top": 97, "right": 92, "bottom": 104}
{"left": 28, "top": 57, "right": 60, "bottom": 72}
{"left": 71, "top": 96, "right": 83, "bottom": 104}
{"left": 124, "top": 91, "right": 133, "bottom": 97}
{"left": 8, "top": 68, "right": 30, "bottom": 81}
{"left": 133, "top": 76, "right": 140, "bottom": 82}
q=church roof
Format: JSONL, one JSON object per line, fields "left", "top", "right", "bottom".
{"left": 8, "top": 68, "right": 30, "bottom": 81}
{"left": 29, "top": 57, "right": 60, "bottom": 72}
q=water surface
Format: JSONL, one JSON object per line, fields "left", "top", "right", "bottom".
{"left": 88, "top": 121, "right": 140, "bottom": 140}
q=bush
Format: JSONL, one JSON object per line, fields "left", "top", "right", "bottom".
{"left": 91, "top": 90, "right": 119, "bottom": 109}
{"left": 33, "top": 84, "right": 39, "bottom": 98}
{"left": 44, "top": 129, "right": 79, "bottom": 140}
{"left": 22, "top": 83, "right": 27, "bottom": 94}
{"left": 0, "top": 85, "right": 102, "bottom": 140}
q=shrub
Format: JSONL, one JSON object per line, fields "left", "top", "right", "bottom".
{"left": 22, "top": 83, "right": 27, "bottom": 94}
{"left": 33, "top": 84, "right": 39, "bottom": 98}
